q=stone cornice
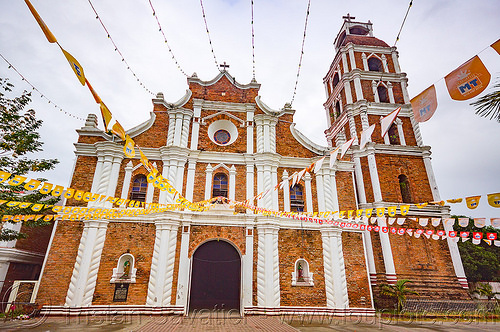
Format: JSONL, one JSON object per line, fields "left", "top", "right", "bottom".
{"left": 152, "top": 90, "right": 192, "bottom": 109}
{"left": 255, "top": 96, "right": 294, "bottom": 117}
{"left": 127, "top": 112, "right": 156, "bottom": 138}
{"left": 0, "top": 248, "right": 44, "bottom": 264}
{"left": 354, "top": 143, "right": 430, "bottom": 158}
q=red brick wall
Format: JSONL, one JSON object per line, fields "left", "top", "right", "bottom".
{"left": 16, "top": 222, "right": 53, "bottom": 255}
{"left": 188, "top": 225, "right": 246, "bottom": 258}
{"left": 342, "top": 232, "right": 372, "bottom": 307}
{"left": 278, "top": 229, "right": 327, "bottom": 306}
{"left": 92, "top": 222, "right": 156, "bottom": 305}
{"left": 336, "top": 171, "right": 357, "bottom": 211}
{"left": 189, "top": 75, "right": 259, "bottom": 104}
{"left": 276, "top": 115, "right": 317, "bottom": 158}
{"left": 37, "top": 220, "right": 84, "bottom": 306}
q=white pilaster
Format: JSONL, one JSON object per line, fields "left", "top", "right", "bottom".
{"left": 242, "top": 226, "right": 254, "bottom": 307}
{"left": 246, "top": 164, "right": 254, "bottom": 202}
{"left": 167, "top": 115, "right": 176, "bottom": 146}
{"left": 377, "top": 217, "right": 397, "bottom": 284}
{"left": 120, "top": 161, "right": 134, "bottom": 199}
{"left": 341, "top": 52, "right": 349, "bottom": 74}
{"left": 159, "top": 163, "right": 169, "bottom": 205}
{"left": 282, "top": 170, "right": 290, "bottom": 212}
{"left": 146, "top": 220, "right": 179, "bottom": 306}
{"left": 65, "top": 220, "right": 109, "bottom": 307}
{"left": 90, "top": 156, "right": 104, "bottom": 194}
{"left": 321, "top": 229, "right": 349, "bottom": 308}
{"left": 367, "top": 152, "right": 382, "bottom": 202}
{"left": 185, "top": 160, "right": 197, "bottom": 202}
{"left": 204, "top": 164, "right": 213, "bottom": 201}
{"left": 388, "top": 82, "right": 395, "bottom": 104}
{"left": 246, "top": 108, "right": 254, "bottom": 154}
{"left": 316, "top": 171, "right": 326, "bottom": 212}
{"left": 396, "top": 118, "right": 406, "bottom": 146}
{"left": 190, "top": 102, "right": 202, "bottom": 150}
{"left": 361, "top": 53, "right": 368, "bottom": 71}
{"left": 372, "top": 81, "right": 379, "bottom": 103}
{"left": 176, "top": 222, "right": 191, "bottom": 309}
{"left": 353, "top": 75, "right": 364, "bottom": 101}
{"left": 344, "top": 81, "right": 353, "bottom": 104}
{"left": 173, "top": 113, "right": 183, "bottom": 146}
{"left": 381, "top": 54, "right": 389, "bottom": 73}
{"left": 423, "top": 152, "right": 441, "bottom": 201}
{"left": 256, "top": 223, "right": 280, "bottom": 307}
{"left": 229, "top": 165, "right": 236, "bottom": 201}
{"left": 391, "top": 48, "right": 401, "bottom": 73}
{"left": 304, "top": 172, "right": 313, "bottom": 213}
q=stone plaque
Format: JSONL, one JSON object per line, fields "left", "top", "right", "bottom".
{"left": 113, "top": 283, "right": 129, "bottom": 302}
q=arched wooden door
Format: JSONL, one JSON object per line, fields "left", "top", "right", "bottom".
{"left": 189, "top": 240, "right": 241, "bottom": 311}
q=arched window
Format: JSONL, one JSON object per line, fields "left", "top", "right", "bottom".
{"left": 377, "top": 85, "right": 389, "bottom": 103}
{"left": 292, "top": 258, "right": 314, "bottom": 286}
{"left": 368, "top": 57, "right": 383, "bottom": 72}
{"left": 399, "top": 175, "right": 412, "bottom": 203}
{"left": 332, "top": 73, "right": 340, "bottom": 89}
{"left": 388, "top": 123, "right": 400, "bottom": 145}
{"left": 130, "top": 175, "right": 147, "bottom": 202}
{"left": 290, "top": 185, "right": 305, "bottom": 212}
{"left": 212, "top": 173, "right": 228, "bottom": 198}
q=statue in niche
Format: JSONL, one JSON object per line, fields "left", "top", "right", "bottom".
{"left": 297, "top": 262, "right": 304, "bottom": 282}
{"left": 122, "top": 260, "right": 131, "bottom": 279}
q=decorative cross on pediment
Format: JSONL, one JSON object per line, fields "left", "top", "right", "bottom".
{"left": 220, "top": 62, "right": 230, "bottom": 71}
{"left": 342, "top": 13, "right": 355, "bottom": 22}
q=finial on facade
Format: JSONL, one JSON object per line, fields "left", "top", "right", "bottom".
{"left": 84, "top": 114, "right": 98, "bottom": 128}
{"left": 191, "top": 72, "right": 198, "bottom": 78}
{"left": 156, "top": 92, "right": 164, "bottom": 99}
{"left": 283, "top": 102, "right": 292, "bottom": 110}
{"left": 220, "top": 62, "right": 230, "bottom": 71}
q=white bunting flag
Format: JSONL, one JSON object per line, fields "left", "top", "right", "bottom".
{"left": 458, "top": 218, "right": 469, "bottom": 227}
{"left": 419, "top": 218, "right": 429, "bottom": 227}
{"left": 432, "top": 218, "right": 441, "bottom": 227}
{"left": 339, "top": 138, "right": 355, "bottom": 159}
{"left": 472, "top": 238, "right": 481, "bottom": 245}
{"left": 397, "top": 218, "right": 406, "bottom": 225}
{"left": 474, "top": 218, "right": 486, "bottom": 228}
{"left": 329, "top": 147, "right": 341, "bottom": 168}
{"left": 443, "top": 218, "right": 455, "bottom": 227}
{"left": 359, "top": 124, "right": 376, "bottom": 150}
{"left": 380, "top": 107, "right": 401, "bottom": 138}
{"left": 313, "top": 156, "right": 326, "bottom": 174}
{"left": 388, "top": 217, "right": 396, "bottom": 225}
{"left": 492, "top": 218, "right": 500, "bottom": 228}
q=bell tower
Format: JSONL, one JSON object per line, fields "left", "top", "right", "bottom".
{"left": 323, "top": 15, "right": 469, "bottom": 296}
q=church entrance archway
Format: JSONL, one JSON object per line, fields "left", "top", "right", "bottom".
{"left": 188, "top": 240, "right": 241, "bottom": 312}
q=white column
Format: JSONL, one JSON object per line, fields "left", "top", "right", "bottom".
{"left": 180, "top": 114, "right": 191, "bottom": 148}
{"left": 353, "top": 75, "right": 364, "bottom": 101}
{"left": 246, "top": 108, "right": 254, "bottom": 154}
{"left": 190, "top": 103, "right": 201, "bottom": 150}
{"left": 176, "top": 222, "right": 191, "bottom": 309}
{"left": 344, "top": 81, "right": 353, "bottom": 104}
{"left": 0, "top": 262, "right": 10, "bottom": 293}
{"left": 316, "top": 171, "right": 326, "bottom": 212}
{"left": 363, "top": 230, "right": 378, "bottom": 285}
{"left": 367, "top": 153, "right": 383, "bottom": 202}
{"left": 401, "top": 79, "right": 410, "bottom": 104}
{"left": 256, "top": 165, "right": 264, "bottom": 208}
{"left": 422, "top": 153, "right": 441, "bottom": 201}
{"left": 65, "top": 220, "right": 109, "bottom": 307}
{"left": 341, "top": 52, "right": 349, "bottom": 74}
{"left": 353, "top": 158, "right": 367, "bottom": 204}
{"left": 321, "top": 229, "right": 349, "bottom": 308}
{"left": 159, "top": 162, "right": 169, "bottom": 205}
{"left": 348, "top": 46, "right": 356, "bottom": 70}
{"left": 120, "top": 161, "right": 134, "bottom": 199}
{"left": 204, "top": 164, "right": 213, "bottom": 201}
{"left": 146, "top": 220, "right": 179, "bottom": 306}
{"left": 90, "top": 156, "right": 104, "bottom": 194}
{"left": 229, "top": 165, "right": 236, "bottom": 201}
{"left": 443, "top": 221, "right": 468, "bottom": 289}
{"left": 388, "top": 82, "right": 395, "bottom": 104}
{"left": 372, "top": 81, "right": 379, "bottom": 103}
{"left": 175, "top": 161, "right": 185, "bottom": 194}
{"left": 242, "top": 226, "right": 254, "bottom": 307}
{"left": 329, "top": 171, "right": 340, "bottom": 214}
{"left": 410, "top": 113, "right": 424, "bottom": 146}
{"left": 256, "top": 223, "right": 280, "bottom": 307}
{"left": 391, "top": 48, "right": 401, "bottom": 73}
{"left": 377, "top": 217, "right": 397, "bottom": 284}
{"left": 304, "top": 172, "right": 313, "bottom": 213}
{"left": 271, "top": 165, "right": 279, "bottom": 211}
{"left": 246, "top": 164, "right": 254, "bottom": 202}
{"left": 262, "top": 166, "right": 273, "bottom": 210}
{"left": 282, "top": 170, "right": 290, "bottom": 212}
{"left": 173, "top": 113, "right": 183, "bottom": 146}
{"left": 0, "top": 221, "right": 22, "bottom": 248}
{"left": 381, "top": 54, "right": 389, "bottom": 73}
{"left": 263, "top": 122, "right": 270, "bottom": 152}
{"left": 167, "top": 114, "right": 176, "bottom": 146}
{"left": 185, "top": 160, "right": 197, "bottom": 202}
{"left": 396, "top": 118, "right": 406, "bottom": 146}
{"left": 361, "top": 53, "right": 368, "bottom": 71}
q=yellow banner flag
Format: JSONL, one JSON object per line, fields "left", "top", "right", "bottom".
{"left": 376, "top": 207, "right": 385, "bottom": 217}
{"left": 24, "top": 179, "right": 41, "bottom": 191}
{"left": 491, "top": 39, "right": 500, "bottom": 55}
{"left": 8, "top": 175, "right": 27, "bottom": 186}
{"left": 39, "top": 182, "right": 53, "bottom": 194}
{"left": 387, "top": 206, "right": 397, "bottom": 217}
{"left": 60, "top": 47, "right": 86, "bottom": 86}
{"left": 123, "top": 135, "right": 136, "bottom": 158}
{"left": 0, "top": 171, "right": 11, "bottom": 183}
{"left": 365, "top": 208, "right": 373, "bottom": 218}
{"left": 411, "top": 85, "right": 438, "bottom": 122}
{"left": 400, "top": 205, "right": 410, "bottom": 215}
{"left": 24, "top": 0, "right": 57, "bottom": 43}
{"left": 465, "top": 195, "right": 481, "bottom": 209}
{"left": 445, "top": 56, "right": 491, "bottom": 101}
{"left": 100, "top": 102, "right": 126, "bottom": 140}
{"left": 487, "top": 193, "right": 500, "bottom": 208}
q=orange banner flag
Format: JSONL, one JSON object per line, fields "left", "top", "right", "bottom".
{"left": 99, "top": 102, "right": 126, "bottom": 140}
{"left": 444, "top": 56, "right": 491, "bottom": 101}
{"left": 411, "top": 85, "right": 438, "bottom": 122}
{"left": 24, "top": 0, "right": 57, "bottom": 43}
{"left": 491, "top": 39, "right": 500, "bottom": 55}
{"left": 85, "top": 79, "right": 102, "bottom": 104}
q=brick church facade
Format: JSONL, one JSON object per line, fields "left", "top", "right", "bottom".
{"left": 34, "top": 17, "right": 469, "bottom": 315}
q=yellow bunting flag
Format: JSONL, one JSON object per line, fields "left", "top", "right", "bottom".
{"left": 487, "top": 193, "right": 500, "bottom": 208}
{"left": 376, "top": 207, "right": 385, "bottom": 218}
{"left": 8, "top": 175, "right": 27, "bottom": 186}
{"left": 400, "top": 205, "right": 410, "bottom": 215}
{"left": 0, "top": 171, "right": 11, "bottom": 183}
{"left": 465, "top": 195, "right": 481, "bottom": 209}
{"left": 63, "top": 188, "right": 75, "bottom": 199}
{"left": 74, "top": 190, "right": 84, "bottom": 201}
{"left": 23, "top": 179, "right": 41, "bottom": 191}
{"left": 416, "top": 203, "right": 428, "bottom": 208}
{"left": 365, "top": 208, "right": 373, "bottom": 218}
{"left": 339, "top": 211, "right": 346, "bottom": 219}
{"left": 19, "top": 202, "right": 32, "bottom": 209}
{"left": 39, "top": 182, "right": 53, "bottom": 194}
{"left": 123, "top": 135, "right": 136, "bottom": 158}
{"left": 387, "top": 206, "right": 397, "bottom": 217}
{"left": 6, "top": 201, "right": 21, "bottom": 207}
{"left": 24, "top": 0, "right": 57, "bottom": 43}
{"left": 491, "top": 39, "right": 500, "bottom": 55}
{"left": 356, "top": 209, "right": 363, "bottom": 218}
{"left": 82, "top": 192, "right": 92, "bottom": 202}
{"left": 446, "top": 198, "right": 463, "bottom": 204}
{"left": 411, "top": 85, "right": 438, "bottom": 122}
{"left": 347, "top": 210, "right": 354, "bottom": 219}
{"left": 85, "top": 78, "right": 101, "bottom": 104}
{"left": 100, "top": 102, "right": 126, "bottom": 140}
{"left": 31, "top": 204, "right": 44, "bottom": 212}
{"left": 51, "top": 185, "right": 64, "bottom": 197}
{"left": 445, "top": 56, "right": 491, "bottom": 101}
{"left": 60, "top": 47, "right": 86, "bottom": 86}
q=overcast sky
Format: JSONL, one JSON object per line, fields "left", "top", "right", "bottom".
{"left": 1, "top": 0, "right": 499, "bottom": 219}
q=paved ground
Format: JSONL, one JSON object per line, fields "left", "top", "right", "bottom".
{"left": 0, "top": 315, "right": 497, "bottom": 331}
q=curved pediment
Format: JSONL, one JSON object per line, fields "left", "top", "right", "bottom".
{"left": 188, "top": 71, "right": 261, "bottom": 90}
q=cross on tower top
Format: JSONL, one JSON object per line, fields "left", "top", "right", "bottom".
{"left": 342, "top": 13, "right": 355, "bottom": 22}
{"left": 220, "top": 62, "right": 230, "bottom": 71}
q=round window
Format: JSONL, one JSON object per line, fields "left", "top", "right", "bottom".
{"left": 214, "top": 129, "right": 231, "bottom": 145}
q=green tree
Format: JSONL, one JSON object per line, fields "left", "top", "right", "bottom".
{"left": 454, "top": 216, "right": 500, "bottom": 282}
{"left": 0, "top": 77, "right": 59, "bottom": 241}
{"left": 471, "top": 79, "right": 500, "bottom": 122}
{"left": 380, "top": 279, "right": 418, "bottom": 312}
{"left": 472, "top": 282, "right": 500, "bottom": 302}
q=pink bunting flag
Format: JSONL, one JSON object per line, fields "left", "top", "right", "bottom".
{"left": 359, "top": 124, "right": 376, "bottom": 150}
